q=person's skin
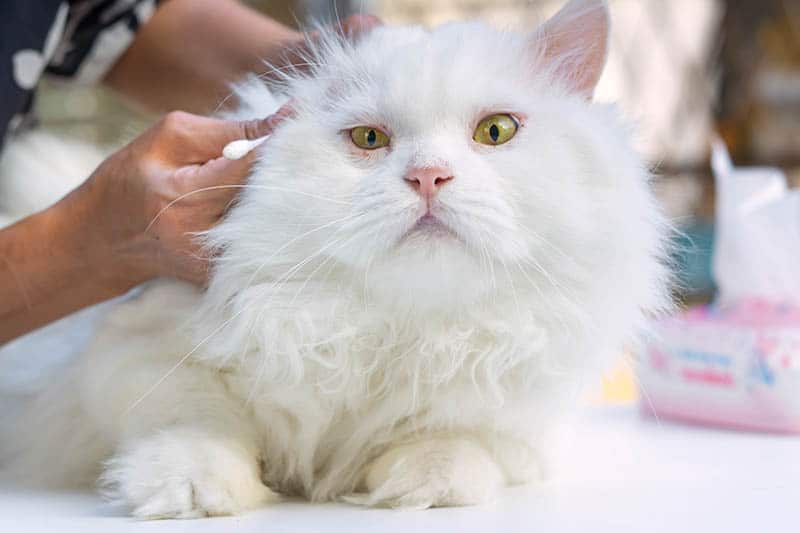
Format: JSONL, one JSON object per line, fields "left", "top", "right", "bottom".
{"left": 0, "top": 2, "right": 380, "bottom": 344}
{"left": 105, "top": 0, "right": 380, "bottom": 114}
{"left": 0, "top": 110, "right": 286, "bottom": 344}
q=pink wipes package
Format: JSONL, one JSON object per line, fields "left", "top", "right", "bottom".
{"left": 641, "top": 299, "right": 800, "bottom": 433}
{"left": 639, "top": 141, "right": 800, "bottom": 433}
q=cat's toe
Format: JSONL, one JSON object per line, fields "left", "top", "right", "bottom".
{"left": 358, "top": 438, "right": 504, "bottom": 509}
{"left": 129, "top": 480, "right": 207, "bottom": 520}
{"left": 124, "top": 475, "right": 273, "bottom": 520}
{"left": 101, "top": 429, "right": 275, "bottom": 519}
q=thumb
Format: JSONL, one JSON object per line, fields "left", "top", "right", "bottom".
{"left": 180, "top": 102, "right": 295, "bottom": 161}
{"left": 183, "top": 151, "right": 255, "bottom": 191}
{"left": 338, "top": 14, "right": 383, "bottom": 38}
{"left": 226, "top": 101, "right": 296, "bottom": 141}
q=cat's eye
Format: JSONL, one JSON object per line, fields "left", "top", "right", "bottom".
{"left": 473, "top": 114, "right": 518, "bottom": 146}
{"left": 350, "top": 126, "right": 390, "bottom": 150}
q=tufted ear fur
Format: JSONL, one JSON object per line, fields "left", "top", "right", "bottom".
{"left": 533, "top": 0, "right": 610, "bottom": 98}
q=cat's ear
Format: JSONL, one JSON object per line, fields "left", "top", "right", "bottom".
{"left": 532, "top": 0, "right": 610, "bottom": 98}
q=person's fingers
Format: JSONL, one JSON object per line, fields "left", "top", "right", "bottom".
{"left": 158, "top": 104, "right": 294, "bottom": 163}
{"left": 238, "top": 101, "right": 295, "bottom": 139}
{"left": 337, "top": 14, "right": 382, "bottom": 38}
{"left": 173, "top": 150, "right": 255, "bottom": 198}
{"left": 199, "top": 152, "right": 255, "bottom": 188}
{"left": 181, "top": 101, "right": 295, "bottom": 190}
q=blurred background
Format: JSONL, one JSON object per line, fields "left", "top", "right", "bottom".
{"left": 33, "top": 0, "right": 800, "bottom": 401}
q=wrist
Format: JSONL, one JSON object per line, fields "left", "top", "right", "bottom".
{"left": 0, "top": 184, "right": 145, "bottom": 343}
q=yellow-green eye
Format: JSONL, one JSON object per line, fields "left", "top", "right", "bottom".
{"left": 350, "top": 126, "right": 390, "bottom": 149}
{"left": 473, "top": 114, "right": 518, "bottom": 146}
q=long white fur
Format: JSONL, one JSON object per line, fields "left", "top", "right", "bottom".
{"left": 0, "top": 130, "right": 105, "bottom": 227}
{"left": 0, "top": 0, "right": 671, "bottom": 519}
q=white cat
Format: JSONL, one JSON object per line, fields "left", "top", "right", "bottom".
{"left": 0, "top": 0, "right": 670, "bottom": 519}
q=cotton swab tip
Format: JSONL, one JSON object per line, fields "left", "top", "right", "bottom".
{"left": 222, "top": 135, "right": 270, "bottom": 160}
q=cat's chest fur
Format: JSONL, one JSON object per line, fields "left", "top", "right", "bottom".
{"left": 192, "top": 281, "right": 561, "bottom": 498}
{"left": 222, "top": 344, "right": 544, "bottom": 499}
{"left": 81, "top": 273, "right": 598, "bottom": 500}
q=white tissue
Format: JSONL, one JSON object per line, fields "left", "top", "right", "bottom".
{"left": 711, "top": 140, "right": 800, "bottom": 306}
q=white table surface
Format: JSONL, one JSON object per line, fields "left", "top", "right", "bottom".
{"left": 1, "top": 404, "right": 797, "bottom": 533}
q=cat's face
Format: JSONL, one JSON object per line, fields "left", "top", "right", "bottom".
{"left": 289, "top": 22, "right": 545, "bottom": 306}
{"left": 213, "top": 0, "right": 663, "bottom": 315}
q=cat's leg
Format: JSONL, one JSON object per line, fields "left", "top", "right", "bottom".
{"left": 76, "top": 285, "right": 275, "bottom": 519}
{"left": 102, "top": 424, "right": 274, "bottom": 519}
{"left": 355, "top": 437, "right": 505, "bottom": 509}
{"left": 481, "top": 432, "right": 546, "bottom": 486}
{"left": 95, "top": 364, "right": 275, "bottom": 519}
{"left": 97, "top": 366, "right": 275, "bottom": 519}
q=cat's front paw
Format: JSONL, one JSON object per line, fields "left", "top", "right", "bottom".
{"left": 101, "top": 429, "right": 275, "bottom": 519}
{"left": 352, "top": 438, "right": 504, "bottom": 509}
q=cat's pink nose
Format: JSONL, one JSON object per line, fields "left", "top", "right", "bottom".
{"left": 403, "top": 166, "right": 454, "bottom": 200}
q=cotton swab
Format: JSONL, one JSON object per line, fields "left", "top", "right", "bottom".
{"left": 222, "top": 135, "right": 270, "bottom": 160}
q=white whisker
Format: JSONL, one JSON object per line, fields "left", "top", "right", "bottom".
{"left": 145, "top": 185, "right": 350, "bottom": 235}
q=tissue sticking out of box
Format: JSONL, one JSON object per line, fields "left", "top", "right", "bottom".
{"left": 639, "top": 139, "right": 800, "bottom": 433}
{"left": 711, "top": 138, "right": 800, "bottom": 306}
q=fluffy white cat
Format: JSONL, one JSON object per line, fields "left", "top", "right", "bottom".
{"left": 0, "top": 0, "right": 670, "bottom": 519}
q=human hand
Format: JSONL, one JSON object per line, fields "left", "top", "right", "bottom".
{"left": 0, "top": 11, "right": 383, "bottom": 344}
{"left": 65, "top": 14, "right": 382, "bottom": 291}
{"left": 66, "top": 107, "right": 292, "bottom": 290}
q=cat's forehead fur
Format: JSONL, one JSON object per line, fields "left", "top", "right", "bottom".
{"left": 296, "top": 23, "right": 542, "bottom": 130}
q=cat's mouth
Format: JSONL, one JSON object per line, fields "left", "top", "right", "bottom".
{"left": 399, "top": 214, "right": 459, "bottom": 242}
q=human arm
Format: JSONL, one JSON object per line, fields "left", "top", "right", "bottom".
{"left": 0, "top": 109, "right": 289, "bottom": 344}
{"left": 103, "top": 0, "right": 379, "bottom": 114}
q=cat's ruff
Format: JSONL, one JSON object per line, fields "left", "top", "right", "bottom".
{"left": 0, "top": 0, "right": 671, "bottom": 519}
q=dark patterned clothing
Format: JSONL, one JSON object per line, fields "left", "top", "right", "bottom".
{"left": 0, "top": 0, "right": 158, "bottom": 150}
